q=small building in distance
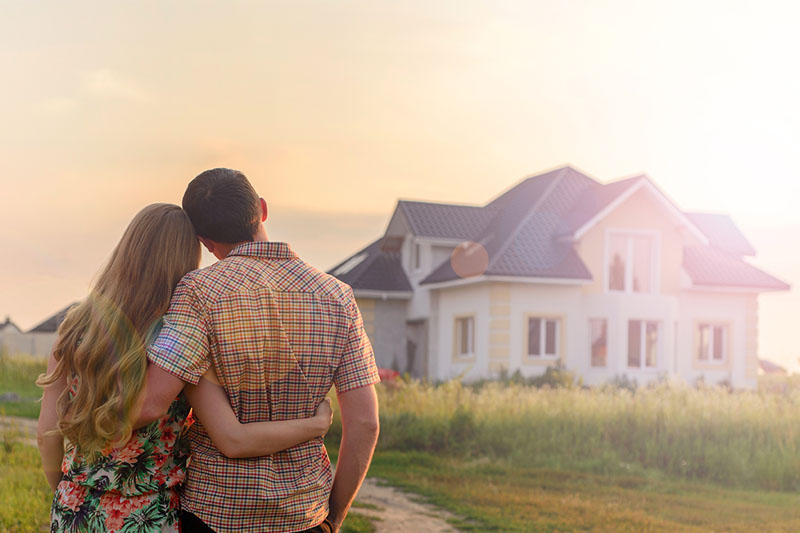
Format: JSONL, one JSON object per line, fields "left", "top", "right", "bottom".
{"left": 0, "top": 304, "right": 76, "bottom": 358}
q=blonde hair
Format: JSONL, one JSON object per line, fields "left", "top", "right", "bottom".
{"left": 37, "top": 203, "right": 200, "bottom": 454}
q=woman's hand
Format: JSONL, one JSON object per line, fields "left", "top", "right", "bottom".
{"left": 314, "top": 398, "right": 334, "bottom": 437}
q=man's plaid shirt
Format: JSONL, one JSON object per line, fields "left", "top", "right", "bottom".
{"left": 147, "top": 242, "right": 380, "bottom": 533}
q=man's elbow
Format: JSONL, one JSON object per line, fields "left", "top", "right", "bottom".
{"left": 351, "top": 416, "right": 380, "bottom": 439}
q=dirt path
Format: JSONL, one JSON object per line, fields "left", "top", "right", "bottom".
{"left": 2, "top": 415, "right": 463, "bottom": 532}
{"left": 353, "top": 477, "right": 460, "bottom": 532}
{"left": 0, "top": 415, "right": 38, "bottom": 447}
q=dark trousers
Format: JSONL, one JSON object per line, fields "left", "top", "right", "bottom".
{"left": 181, "top": 511, "right": 333, "bottom": 533}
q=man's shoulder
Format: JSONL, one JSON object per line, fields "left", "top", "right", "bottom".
{"left": 282, "top": 257, "right": 356, "bottom": 304}
{"left": 178, "top": 255, "right": 356, "bottom": 306}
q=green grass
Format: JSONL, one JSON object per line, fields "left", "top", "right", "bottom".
{"left": 366, "top": 450, "right": 800, "bottom": 532}
{"left": 0, "top": 352, "right": 46, "bottom": 419}
{"left": 335, "top": 378, "right": 800, "bottom": 492}
{"left": 0, "top": 433, "right": 52, "bottom": 532}
{"left": 340, "top": 512, "right": 378, "bottom": 533}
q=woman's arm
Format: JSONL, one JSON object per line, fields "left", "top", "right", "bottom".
{"left": 183, "top": 368, "right": 333, "bottom": 459}
{"left": 37, "top": 351, "right": 66, "bottom": 491}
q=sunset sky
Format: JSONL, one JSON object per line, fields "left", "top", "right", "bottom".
{"left": 2, "top": 1, "right": 798, "bottom": 370}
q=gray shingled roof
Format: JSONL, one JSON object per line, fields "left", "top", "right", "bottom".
{"left": 685, "top": 212, "right": 756, "bottom": 256}
{"left": 423, "top": 166, "right": 597, "bottom": 283}
{"left": 330, "top": 165, "right": 786, "bottom": 292}
{"left": 682, "top": 246, "right": 789, "bottom": 290}
{"left": 327, "top": 239, "right": 413, "bottom": 293}
{"left": 397, "top": 201, "right": 496, "bottom": 240}
{"left": 29, "top": 303, "right": 78, "bottom": 333}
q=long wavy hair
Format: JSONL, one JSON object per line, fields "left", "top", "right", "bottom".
{"left": 37, "top": 203, "right": 200, "bottom": 454}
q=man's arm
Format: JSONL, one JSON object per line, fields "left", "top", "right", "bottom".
{"left": 133, "top": 364, "right": 187, "bottom": 428}
{"left": 327, "top": 384, "right": 379, "bottom": 531}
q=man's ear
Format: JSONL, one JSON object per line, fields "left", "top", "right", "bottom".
{"left": 260, "top": 198, "right": 268, "bottom": 222}
{"left": 197, "top": 236, "right": 215, "bottom": 255}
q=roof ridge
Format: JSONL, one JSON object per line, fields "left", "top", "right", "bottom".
{"left": 484, "top": 167, "right": 569, "bottom": 272}
{"left": 398, "top": 199, "right": 485, "bottom": 209}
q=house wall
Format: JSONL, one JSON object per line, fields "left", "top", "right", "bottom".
{"left": 429, "top": 280, "right": 757, "bottom": 389}
{"left": 0, "top": 330, "right": 56, "bottom": 358}
{"left": 355, "top": 297, "right": 408, "bottom": 371}
{"left": 677, "top": 291, "right": 757, "bottom": 388}
{"left": 577, "top": 187, "right": 703, "bottom": 297}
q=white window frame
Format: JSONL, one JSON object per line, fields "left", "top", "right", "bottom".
{"left": 696, "top": 322, "right": 728, "bottom": 365}
{"left": 526, "top": 316, "right": 560, "bottom": 359}
{"left": 604, "top": 229, "right": 660, "bottom": 294}
{"left": 454, "top": 315, "right": 475, "bottom": 359}
{"left": 589, "top": 318, "right": 608, "bottom": 368}
{"left": 627, "top": 319, "right": 661, "bottom": 370}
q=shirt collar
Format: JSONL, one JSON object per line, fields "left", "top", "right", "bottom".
{"left": 228, "top": 241, "right": 298, "bottom": 261}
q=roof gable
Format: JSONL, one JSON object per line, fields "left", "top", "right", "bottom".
{"left": 567, "top": 176, "right": 709, "bottom": 245}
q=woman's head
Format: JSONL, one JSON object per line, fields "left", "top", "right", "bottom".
{"left": 38, "top": 203, "right": 200, "bottom": 454}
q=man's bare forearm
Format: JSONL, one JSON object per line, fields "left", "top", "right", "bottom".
{"left": 328, "top": 420, "right": 379, "bottom": 529}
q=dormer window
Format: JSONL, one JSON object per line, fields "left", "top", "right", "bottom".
{"left": 409, "top": 241, "right": 422, "bottom": 272}
{"left": 607, "top": 232, "right": 657, "bottom": 294}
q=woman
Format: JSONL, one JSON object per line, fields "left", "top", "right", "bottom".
{"left": 37, "top": 203, "right": 332, "bottom": 532}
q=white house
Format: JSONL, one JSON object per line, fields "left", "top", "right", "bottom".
{"left": 0, "top": 305, "right": 75, "bottom": 358}
{"left": 328, "top": 166, "right": 790, "bottom": 389}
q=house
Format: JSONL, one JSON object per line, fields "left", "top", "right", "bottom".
{"left": 0, "top": 317, "right": 27, "bottom": 355}
{"left": 328, "top": 166, "right": 790, "bottom": 389}
{"left": 0, "top": 304, "right": 76, "bottom": 358}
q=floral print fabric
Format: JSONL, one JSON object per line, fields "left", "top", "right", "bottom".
{"left": 50, "top": 376, "right": 191, "bottom": 533}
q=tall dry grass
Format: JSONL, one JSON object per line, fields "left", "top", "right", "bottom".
{"left": 329, "top": 378, "right": 800, "bottom": 491}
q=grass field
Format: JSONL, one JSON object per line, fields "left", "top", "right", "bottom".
{"left": 366, "top": 451, "right": 800, "bottom": 532}
{"left": 6, "top": 353, "right": 800, "bottom": 531}
{"left": 0, "top": 352, "right": 46, "bottom": 419}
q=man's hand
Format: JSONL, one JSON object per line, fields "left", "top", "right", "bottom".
{"left": 327, "top": 385, "right": 379, "bottom": 531}
{"left": 314, "top": 398, "right": 334, "bottom": 438}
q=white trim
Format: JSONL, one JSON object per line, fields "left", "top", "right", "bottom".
{"left": 627, "top": 319, "right": 661, "bottom": 370}
{"left": 603, "top": 229, "right": 661, "bottom": 295}
{"left": 696, "top": 322, "right": 728, "bottom": 365}
{"left": 573, "top": 178, "right": 709, "bottom": 245}
{"left": 526, "top": 316, "right": 560, "bottom": 359}
{"left": 423, "top": 274, "right": 591, "bottom": 290}
{"left": 413, "top": 236, "right": 466, "bottom": 247}
{"left": 353, "top": 290, "right": 413, "bottom": 300}
{"left": 685, "top": 285, "right": 783, "bottom": 294}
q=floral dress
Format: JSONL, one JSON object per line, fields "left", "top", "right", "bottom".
{"left": 50, "top": 375, "right": 192, "bottom": 533}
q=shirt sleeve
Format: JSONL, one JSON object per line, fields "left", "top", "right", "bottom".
{"left": 147, "top": 277, "right": 211, "bottom": 385}
{"left": 333, "top": 294, "right": 381, "bottom": 393}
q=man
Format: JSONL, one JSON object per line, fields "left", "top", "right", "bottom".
{"left": 138, "top": 168, "right": 380, "bottom": 533}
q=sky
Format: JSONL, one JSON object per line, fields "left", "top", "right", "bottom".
{"left": 1, "top": 1, "right": 798, "bottom": 370}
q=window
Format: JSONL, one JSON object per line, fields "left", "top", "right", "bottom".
{"left": 590, "top": 318, "right": 607, "bottom": 367}
{"left": 628, "top": 320, "right": 659, "bottom": 369}
{"left": 411, "top": 242, "right": 421, "bottom": 271}
{"left": 697, "top": 323, "right": 727, "bottom": 363}
{"left": 527, "top": 317, "right": 559, "bottom": 358}
{"left": 607, "top": 233, "right": 655, "bottom": 293}
{"left": 454, "top": 316, "right": 474, "bottom": 357}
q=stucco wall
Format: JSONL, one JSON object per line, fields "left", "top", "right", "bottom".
{"left": 577, "top": 187, "right": 703, "bottom": 297}
{"left": 355, "top": 297, "right": 408, "bottom": 371}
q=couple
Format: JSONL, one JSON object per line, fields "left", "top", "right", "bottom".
{"left": 37, "top": 168, "right": 381, "bottom": 532}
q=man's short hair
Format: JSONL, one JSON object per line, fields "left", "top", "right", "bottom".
{"left": 182, "top": 168, "right": 261, "bottom": 244}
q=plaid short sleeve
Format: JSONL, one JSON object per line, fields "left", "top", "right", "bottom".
{"left": 333, "top": 297, "right": 380, "bottom": 393}
{"left": 147, "top": 277, "right": 211, "bottom": 385}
